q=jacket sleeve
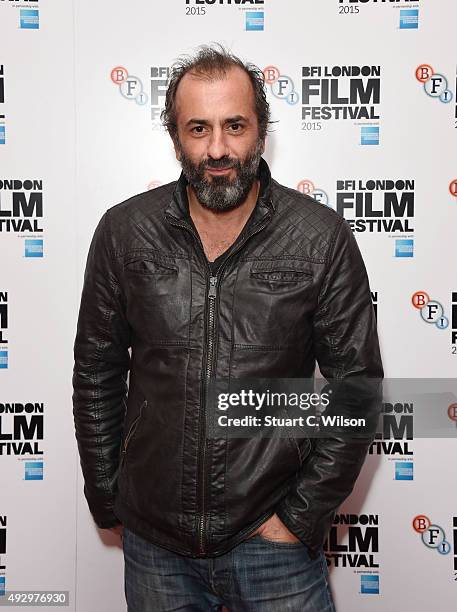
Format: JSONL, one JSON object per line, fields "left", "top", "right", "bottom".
{"left": 72, "top": 211, "right": 131, "bottom": 528}
{"left": 275, "top": 217, "right": 383, "bottom": 558}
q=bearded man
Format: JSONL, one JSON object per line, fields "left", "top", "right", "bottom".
{"left": 73, "top": 45, "right": 383, "bottom": 611}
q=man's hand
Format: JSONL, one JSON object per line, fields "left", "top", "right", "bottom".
{"left": 108, "top": 524, "right": 124, "bottom": 538}
{"left": 249, "top": 513, "right": 300, "bottom": 543}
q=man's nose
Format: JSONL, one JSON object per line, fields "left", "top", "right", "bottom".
{"left": 207, "top": 127, "right": 230, "bottom": 161}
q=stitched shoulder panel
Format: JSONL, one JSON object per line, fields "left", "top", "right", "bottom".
{"left": 104, "top": 181, "right": 182, "bottom": 256}
{"left": 107, "top": 181, "right": 177, "bottom": 221}
{"left": 246, "top": 180, "right": 345, "bottom": 263}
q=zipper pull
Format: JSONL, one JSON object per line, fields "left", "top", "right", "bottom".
{"left": 208, "top": 276, "right": 217, "bottom": 299}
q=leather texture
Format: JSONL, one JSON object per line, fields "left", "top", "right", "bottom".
{"left": 72, "top": 158, "right": 384, "bottom": 559}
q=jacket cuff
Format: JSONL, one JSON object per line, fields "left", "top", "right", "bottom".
{"left": 93, "top": 509, "right": 122, "bottom": 530}
{"left": 84, "top": 485, "right": 121, "bottom": 529}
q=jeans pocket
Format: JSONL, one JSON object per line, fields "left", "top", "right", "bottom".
{"left": 253, "top": 533, "right": 306, "bottom": 549}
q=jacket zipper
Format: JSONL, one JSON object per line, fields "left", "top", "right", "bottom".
{"left": 197, "top": 275, "right": 217, "bottom": 554}
{"left": 165, "top": 207, "right": 273, "bottom": 556}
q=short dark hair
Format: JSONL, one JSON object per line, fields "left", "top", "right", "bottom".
{"left": 161, "top": 43, "right": 271, "bottom": 142}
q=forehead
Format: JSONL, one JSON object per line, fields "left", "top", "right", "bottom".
{"left": 175, "top": 66, "right": 256, "bottom": 123}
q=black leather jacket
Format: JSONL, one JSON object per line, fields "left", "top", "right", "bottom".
{"left": 73, "top": 158, "right": 383, "bottom": 559}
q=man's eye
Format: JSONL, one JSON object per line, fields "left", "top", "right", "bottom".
{"left": 192, "top": 126, "right": 206, "bottom": 134}
{"left": 229, "top": 123, "right": 242, "bottom": 131}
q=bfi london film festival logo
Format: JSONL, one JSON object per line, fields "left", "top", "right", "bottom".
{"left": 370, "top": 399, "right": 414, "bottom": 480}
{"left": 0, "top": 64, "right": 5, "bottom": 145}
{"left": 0, "top": 515, "right": 6, "bottom": 596}
{"left": 263, "top": 66, "right": 299, "bottom": 107}
{"left": 0, "top": 292, "right": 7, "bottom": 369}
{"left": 415, "top": 65, "right": 453, "bottom": 107}
{"left": 301, "top": 64, "right": 381, "bottom": 144}
{"left": 111, "top": 65, "right": 170, "bottom": 131}
{"left": 110, "top": 66, "right": 149, "bottom": 107}
{"left": 149, "top": 66, "right": 170, "bottom": 130}
{"left": 184, "top": 0, "right": 265, "bottom": 31}
{"left": 337, "top": 0, "right": 419, "bottom": 29}
{"left": 412, "top": 515, "right": 456, "bottom": 579}
{"left": 335, "top": 178, "right": 414, "bottom": 256}
{"left": 296, "top": 179, "right": 329, "bottom": 207}
{"left": 324, "top": 513, "right": 380, "bottom": 594}
{"left": 0, "top": 179, "right": 44, "bottom": 257}
{"left": 0, "top": 402, "right": 44, "bottom": 460}
{"left": 411, "top": 291, "right": 453, "bottom": 348}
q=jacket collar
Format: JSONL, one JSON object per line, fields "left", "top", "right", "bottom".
{"left": 164, "top": 157, "right": 275, "bottom": 227}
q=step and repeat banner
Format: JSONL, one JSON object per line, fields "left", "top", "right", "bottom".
{"left": 1, "top": 1, "right": 456, "bottom": 610}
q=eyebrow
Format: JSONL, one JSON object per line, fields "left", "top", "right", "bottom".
{"left": 185, "top": 115, "right": 248, "bottom": 127}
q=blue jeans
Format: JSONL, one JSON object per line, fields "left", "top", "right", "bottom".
{"left": 123, "top": 527, "right": 336, "bottom": 611}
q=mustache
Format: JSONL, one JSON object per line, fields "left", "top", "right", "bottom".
{"left": 203, "top": 157, "right": 239, "bottom": 170}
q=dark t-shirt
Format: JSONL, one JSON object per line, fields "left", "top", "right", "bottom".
{"left": 208, "top": 240, "right": 239, "bottom": 276}
{"left": 189, "top": 205, "right": 258, "bottom": 278}
{"left": 208, "top": 252, "right": 227, "bottom": 277}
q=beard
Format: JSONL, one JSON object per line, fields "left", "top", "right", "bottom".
{"left": 177, "top": 139, "right": 263, "bottom": 212}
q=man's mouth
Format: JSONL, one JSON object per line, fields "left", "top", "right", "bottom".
{"left": 206, "top": 166, "right": 233, "bottom": 176}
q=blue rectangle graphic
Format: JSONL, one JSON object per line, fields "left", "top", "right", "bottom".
{"left": 395, "top": 239, "right": 414, "bottom": 258}
{"left": 20, "top": 9, "right": 39, "bottom": 30}
{"left": 25, "top": 461, "right": 44, "bottom": 480}
{"left": 25, "top": 239, "right": 44, "bottom": 258}
{"left": 361, "top": 126, "right": 379, "bottom": 146}
{"left": 400, "top": 9, "right": 419, "bottom": 29}
{"left": 395, "top": 462, "right": 414, "bottom": 480}
{"left": 246, "top": 11, "right": 264, "bottom": 31}
{"left": 0, "top": 125, "right": 5, "bottom": 145}
{"left": 0, "top": 576, "right": 5, "bottom": 597}
{"left": 0, "top": 351, "right": 7, "bottom": 369}
{"left": 361, "top": 574, "right": 379, "bottom": 594}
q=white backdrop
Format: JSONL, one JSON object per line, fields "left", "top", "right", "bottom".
{"left": 1, "top": 0, "right": 456, "bottom": 610}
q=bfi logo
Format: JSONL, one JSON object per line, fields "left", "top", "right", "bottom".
{"left": 263, "top": 66, "right": 299, "bottom": 106}
{"left": 411, "top": 291, "right": 448, "bottom": 331}
{"left": 413, "top": 515, "right": 451, "bottom": 562}
{"left": 110, "top": 67, "right": 149, "bottom": 107}
{"left": 415, "top": 64, "right": 453, "bottom": 104}
{"left": 296, "top": 179, "right": 330, "bottom": 207}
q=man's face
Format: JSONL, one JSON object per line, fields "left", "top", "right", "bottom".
{"left": 173, "top": 66, "right": 264, "bottom": 212}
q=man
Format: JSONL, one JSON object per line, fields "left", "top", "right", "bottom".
{"left": 73, "top": 45, "right": 383, "bottom": 611}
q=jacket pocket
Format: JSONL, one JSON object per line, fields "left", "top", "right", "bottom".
{"left": 233, "top": 260, "right": 316, "bottom": 348}
{"left": 120, "top": 400, "right": 147, "bottom": 470}
{"left": 124, "top": 257, "right": 178, "bottom": 276}
{"left": 250, "top": 269, "right": 313, "bottom": 284}
{"left": 122, "top": 252, "right": 190, "bottom": 342}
